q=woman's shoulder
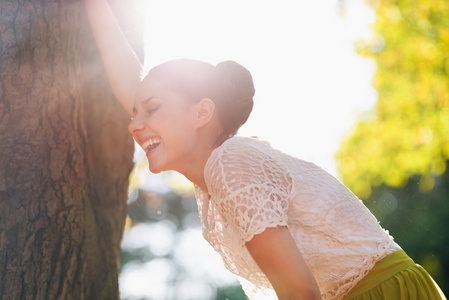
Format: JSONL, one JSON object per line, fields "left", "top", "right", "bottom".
{"left": 208, "top": 136, "right": 272, "bottom": 168}
{"left": 219, "top": 135, "right": 271, "bottom": 153}
{"left": 205, "top": 136, "right": 292, "bottom": 193}
{"left": 207, "top": 136, "right": 263, "bottom": 170}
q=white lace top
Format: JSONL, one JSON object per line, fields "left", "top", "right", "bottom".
{"left": 194, "top": 136, "right": 399, "bottom": 300}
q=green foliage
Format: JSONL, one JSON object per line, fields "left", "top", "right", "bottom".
{"left": 214, "top": 285, "right": 247, "bottom": 300}
{"left": 337, "top": 0, "right": 449, "bottom": 295}
{"left": 365, "top": 166, "right": 449, "bottom": 294}
{"left": 336, "top": 0, "right": 449, "bottom": 198}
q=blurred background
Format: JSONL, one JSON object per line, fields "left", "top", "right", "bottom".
{"left": 119, "top": 0, "right": 449, "bottom": 299}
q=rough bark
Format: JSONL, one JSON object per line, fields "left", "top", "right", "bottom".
{"left": 0, "top": 1, "right": 137, "bottom": 299}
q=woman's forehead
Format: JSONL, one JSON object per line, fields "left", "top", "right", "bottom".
{"left": 135, "top": 78, "right": 165, "bottom": 100}
{"left": 134, "top": 79, "right": 189, "bottom": 110}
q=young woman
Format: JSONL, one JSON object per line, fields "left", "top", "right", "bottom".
{"left": 84, "top": 1, "right": 447, "bottom": 299}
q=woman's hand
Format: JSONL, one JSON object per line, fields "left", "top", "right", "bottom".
{"left": 245, "top": 226, "right": 322, "bottom": 300}
{"left": 83, "top": 0, "right": 143, "bottom": 116}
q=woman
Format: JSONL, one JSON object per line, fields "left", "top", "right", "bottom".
{"left": 84, "top": 1, "right": 447, "bottom": 299}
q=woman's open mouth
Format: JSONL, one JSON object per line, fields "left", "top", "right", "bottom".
{"left": 141, "top": 137, "right": 162, "bottom": 155}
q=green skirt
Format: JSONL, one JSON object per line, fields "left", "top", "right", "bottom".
{"left": 343, "top": 249, "right": 447, "bottom": 300}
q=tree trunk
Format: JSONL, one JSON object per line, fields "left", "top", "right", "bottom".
{"left": 0, "top": 1, "right": 138, "bottom": 299}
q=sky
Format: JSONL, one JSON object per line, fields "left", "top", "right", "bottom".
{"left": 121, "top": 1, "right": 379, "bottom": 299}
{"left": 141, "top": 0, "right": 377, "bottom": 176}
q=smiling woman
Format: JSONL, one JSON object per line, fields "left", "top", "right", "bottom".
{"left": 84, "top": 0, "right": 446, "bottom": 299}
{"left": 128, "top": 58, "right": 255, "bottom": 189}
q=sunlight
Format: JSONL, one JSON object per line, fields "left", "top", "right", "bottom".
{"left": 140, "top": 0, "right": 376, "bottom": 176}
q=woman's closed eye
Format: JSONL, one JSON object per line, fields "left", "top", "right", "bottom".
{"left": 145, "top": 106, "right": 159, "bottom": 116}
{"left": 140, "top": 97, "right": 162, "bottom": 117}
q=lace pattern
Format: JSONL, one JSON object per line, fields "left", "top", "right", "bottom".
{"left": 195, "top": 136, "right": 395, "bottom": 300}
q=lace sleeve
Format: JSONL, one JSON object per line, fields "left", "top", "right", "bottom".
{"left": 206, "top": 141, "right": 293, "bottom": 244}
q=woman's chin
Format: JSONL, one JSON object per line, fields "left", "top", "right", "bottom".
{"left": 147, "top": 161, "right": 163, "bottom": 174}
{"left": 148, "top": 165, "right": 163, "bottom": 174}
{"left": 148, "top": 160, "right": 172, "bottom": 174}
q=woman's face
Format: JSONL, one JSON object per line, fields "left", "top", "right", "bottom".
{"left": 129, "top": 79, "right": 201, "bottom": 174}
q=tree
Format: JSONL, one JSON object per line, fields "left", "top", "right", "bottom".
{"left": 0, "top": 1, "right": 141, "bottom": 298}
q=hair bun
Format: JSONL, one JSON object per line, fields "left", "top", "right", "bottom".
{"left": 215, "top": 61, "right": 255, "bottom": 135}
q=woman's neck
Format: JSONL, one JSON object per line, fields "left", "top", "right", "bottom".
{"left": 179, "top": 139, "right": 220, "bottom": 193}
{"left": 182, "top": 124, "right": 232, "bottom": 192}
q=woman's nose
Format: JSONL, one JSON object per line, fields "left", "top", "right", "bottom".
{"left": 128, "top": 116, "right": 144, "bottom": 134}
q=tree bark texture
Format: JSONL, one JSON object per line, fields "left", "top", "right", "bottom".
{"left": 0, "top": 1, "right": 137, "bottom": 299}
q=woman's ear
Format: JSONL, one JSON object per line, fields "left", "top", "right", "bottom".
{"left": 195, "top": 98, "right": 215, "bottom": 128}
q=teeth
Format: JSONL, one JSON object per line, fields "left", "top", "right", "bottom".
{"left": 141, "top": 137, "right": 161, "bottom": 151}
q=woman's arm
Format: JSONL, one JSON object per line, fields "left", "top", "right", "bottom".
{"left": 245, "top": 226, "right": 322, "bottom": 300}
{"left": 84, "top": 0, "right": 143, "bottom": 116}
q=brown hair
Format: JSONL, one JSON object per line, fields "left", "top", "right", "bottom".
{"left": 144, "top": 59, "right": 255, "bottom": 136}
